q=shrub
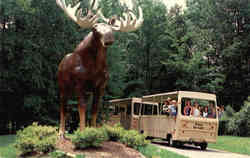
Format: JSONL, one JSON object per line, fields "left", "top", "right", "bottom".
{"left": 218, "top": 120, "right": 227, "bottom": 135}
{"left": 220, "top": 97, "right": 250, "bottom": 136}
{"left": 103, "top": 123, "right": 125, "bottom": 141}
{"left": 120, "top": 130, "right": 149, "bottom": 150}
{"left": 15, "top": 122, "right": 57, "bottom": 156}
{"left": 103, "top": 123, "right": 149, "bottom": 149}
{"left": 218, "top": 106, "right": 235, "bottom": 135}
{"left": 232, "top": 102, "right": 250, "bottom": 136}
{"left": 71, "top": 127, "right": 108, "bottom": 149}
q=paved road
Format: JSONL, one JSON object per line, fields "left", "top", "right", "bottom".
{"left": 152, "top": 141, "right": 250, "bottom": 158}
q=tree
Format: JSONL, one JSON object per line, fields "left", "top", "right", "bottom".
{"left": 123, "top": 0, "right": 169, "bottom": 95}
{"left": 0, "top": 0, "right": 83, "bottom": 133}
{"left": 186, "top": 0, "right": 250, "bottom": 109}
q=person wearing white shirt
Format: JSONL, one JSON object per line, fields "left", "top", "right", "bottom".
{"left": 192, "top": 102, "right": 200, "bottom": 117}
{"left": 203, "top": 106, "right": 208, "bottom": 118}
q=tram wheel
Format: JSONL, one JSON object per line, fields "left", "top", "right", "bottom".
{"left": 200, "top": 142, "right": 207, "bottom": 150}
{"left": 168, "top": 136, "right": 177, "bottom": 147}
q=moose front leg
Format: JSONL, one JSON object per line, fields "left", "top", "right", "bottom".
{"left": 91, "top": 88, "right": 104, "bottom": 127}
{"left": 77, "top": 94, "right": 89, "bottom": 131}
{"left": 59, "top": 95, "right": 67, "bottom": 139}
{"left": 76, "top": 85, "right": 88, "bottom": 131}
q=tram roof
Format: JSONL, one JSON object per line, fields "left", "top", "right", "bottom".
{"left": 109, "top": 97, "right": 158, "bottom": 106}
{"left": 109, "top": 97, "right": 141, "bottom": 106}
{"left": 142, "top": 91, "right": 216, "bottom": 102}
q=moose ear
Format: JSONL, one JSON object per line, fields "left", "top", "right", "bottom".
{"left": 92, "top": 26, "right": 97, "bottom": 33}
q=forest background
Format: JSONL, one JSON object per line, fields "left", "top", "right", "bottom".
{"left": 0, "top": 0, "right": 249, "bottom": 136}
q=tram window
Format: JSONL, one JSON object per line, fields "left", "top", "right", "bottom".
{"left": 141, "top": 104, "right": 146, "bottom": 115}
{"left": 181, "top": 99, "right": 186, "bottom": 115}
{"left": 181, "top": 98, "right": 217, "bottom": 118}
{"left": 142, "top": 104, "right": 153, "bottom": 115}
{"left": 127, "top": 104, "right": 131, "bottom": 115}
{"left": 113, "top": 106, "right": 120, "bottom": 115}
{"left": 120, "top": 107, "right": 125, "bottom": 112}
{"left": 153, "top": 105, "right": 158, "bottom": 115}
{"left": 134, "top": 103, "right": 140, "bottom": 115}
{"left": 159, "top": 103, "right": 164, "bottom": 115}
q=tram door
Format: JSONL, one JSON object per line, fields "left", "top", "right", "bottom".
{"left": 120, "top": 104, "right": 132, "bottom": 129}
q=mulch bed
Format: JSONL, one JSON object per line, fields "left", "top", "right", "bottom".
{"left": 56, "top": 139, "right": 145, "bottom": 158}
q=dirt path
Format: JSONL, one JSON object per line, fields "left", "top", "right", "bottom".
{"left": 152, "top": 141, "right": 250, "bottom": 158}
{"left": 56, "top": 139, "right": 145, "bottom": 158}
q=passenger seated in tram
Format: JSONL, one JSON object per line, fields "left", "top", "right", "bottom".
{"left": 192, "top": 102, "right": 200, "bottom": 117}
{"left": 202, "top": 106, "right": 208, "bottom": 118}
{"left": 162, "top": 97, "right": 171, "bottom": 114}
{"left": 183, "top": 99, "right": 193, "bottom": 116}
{"left": 169, "top": 100, "right": 177, "bottom": 116}
{"left": 207, "top": 101, "right": 216, "bottom": 118}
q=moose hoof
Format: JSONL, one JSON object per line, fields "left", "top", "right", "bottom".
{"left": 58, "top": 131, "right": 65, "bottom": 140}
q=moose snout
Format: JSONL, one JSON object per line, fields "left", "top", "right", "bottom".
{"left": 104, "top": 41, "right": 114, "bottom": 46}
{"left": 103, "top": 32, "right": 115, "bottom": 46}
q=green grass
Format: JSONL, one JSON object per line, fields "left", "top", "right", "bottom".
{"left": 208, "top": 136, "right": 250, "bottom": 155}
{"left": 0, "top": 135, "right": 17, "bottom": 158}
{"left": 138, "top": 144, "right": 187, "bottom": 158}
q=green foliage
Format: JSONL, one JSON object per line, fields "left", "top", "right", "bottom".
{"left": 14, "top": 123, "right": 57, "bottom": 156}
{"left": 138, "top": 144, "right": 187, "bottom": 158}
{"left": 103, "top": 124, "right": 149, "bottom": 149}
{"left": 186, "top": 0, "right": 250, "bottom": 108}
{"left": 120, "top": 130, "right": 149, "bottom": 150}
{"left": 220, "top": 97, "right": 250, "bottom": 136}
{"left": 103, "top": 123, "right": 125, "bottom": 141}
{"left": 49, "top": 150, "right": 70, "bottom": 158}
{"left": 99, "top": 0, "right": 127, "bottom": 18}
{"left": 71, "top": 127, "right": 108, "bottom": 149}
{"left": 75, "top": 154, "right": 86, "bottom": 158}
{"left": 49, "top": 150, "right": 86, "bottom": 158}
{"left": 124, "top": 0, "right": 169, "bottom": 94}
{"left": 0, "top": 0, "right": 69, "bottom": 133}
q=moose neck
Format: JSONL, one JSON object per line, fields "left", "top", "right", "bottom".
{"left": 75, "top": 32, "right": 108, "bottom": 69}
{"left": 90, "top": 32, "right": 107, "bottom": 68}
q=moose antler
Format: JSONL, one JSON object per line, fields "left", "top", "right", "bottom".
{"left": 115, "top": 7, "right": 143, "bottom": 32}
{"left": 98, "top": 1, "right": 144, "bottom": 32}
{"left": 56, "top": 0, "right": 99, "bottom": 28}
{"left": 56, "top": 0, "right": 143, "bottom": 32}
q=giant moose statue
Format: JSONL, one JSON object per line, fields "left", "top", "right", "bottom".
{"left": 56, "top": 0, "right": 143, "bottom": 137}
